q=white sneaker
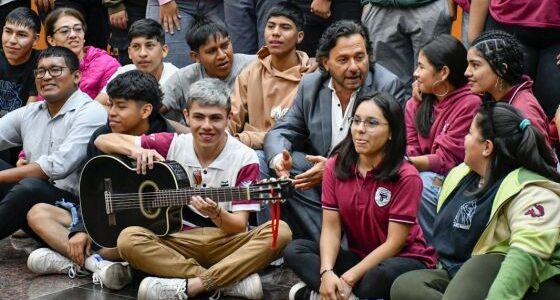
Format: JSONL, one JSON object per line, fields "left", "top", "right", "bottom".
{"left": 220, "top": 273, "right": 263, "bottom": 299}
{"left": 92, "top": 261, "right": 133, "bottom": 290}
{"left": 27, "top": 248, "right": 88, "bottom": 278}
{"left": 137, "top": 277, "right": 188, "bottom": 300}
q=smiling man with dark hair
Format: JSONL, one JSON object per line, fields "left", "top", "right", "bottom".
{"left": 26, "top": 70, "right": 174, "bottom": 291}
{"left": 264, "top": 20, "right": 405, "bottom": 242}
{"left": 0, "top": 46, "right": 106, "bottom": 244}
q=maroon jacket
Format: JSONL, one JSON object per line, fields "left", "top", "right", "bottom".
{"left": 406, "top": 84, "right": 481, "bottom": 175}
{"left": 502, "top": 75, "right": 551, "bottom": 144}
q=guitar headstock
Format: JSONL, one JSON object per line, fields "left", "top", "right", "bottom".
{"left": 249, "top": 178, "right": 293, "bottom": 203}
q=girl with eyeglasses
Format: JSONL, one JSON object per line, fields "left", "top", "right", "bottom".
{"left": 44, "top": 7, "right": 120, "bottom": 100}
{"left": 284, "top": 92, "right": 436, "bottom": 300}
{"left": 392, "top": 102, "right": 560, "bottom": 300}
{"left": 464, "top": 30, "right": 551, "bottom": 144}
{"left": 406, "top": 34, "right": 482, "bottom": 244}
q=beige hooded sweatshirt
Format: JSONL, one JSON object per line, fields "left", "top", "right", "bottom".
{"left": 229, "top": 47, "right": 313, "bottom": 149}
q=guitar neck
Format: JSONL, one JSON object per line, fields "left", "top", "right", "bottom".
{"left": 155, "top": 186, "right": 251, "bottom": 207}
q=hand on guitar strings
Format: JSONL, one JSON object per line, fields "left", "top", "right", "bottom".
{"left": 130, "top": 148, "right": 165, "bottom": 175}
{"left": 191, "top": 196, "right": 221, "bottom": 219}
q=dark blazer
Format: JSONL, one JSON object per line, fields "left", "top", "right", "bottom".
{"left": 264, "top": 63, "right": 405, "bottom": 161}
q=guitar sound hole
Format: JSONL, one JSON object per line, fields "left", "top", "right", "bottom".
{"left": 143, "top": 186, "right": 157, "bottom": 214}
{"left": 139, "top": 180, "right": 161, "bottom": 219}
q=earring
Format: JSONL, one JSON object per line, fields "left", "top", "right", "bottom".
{"left": 494, "top": 78, "right": 504, "bottom": 91}
{"left": 432, "top": 79, "right": 449, "bottom": 97}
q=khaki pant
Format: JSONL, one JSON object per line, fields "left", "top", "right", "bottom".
{"left": 117, "top": 221, "right": 291, "bottom": 290}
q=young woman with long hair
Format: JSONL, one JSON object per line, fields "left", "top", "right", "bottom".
{"left": 392, "top": 103, "right": 560, "bottom": 300}
{"left": 407, "top": 34, "right": 481, "bottom": 243}
{"left": 284, "top": 92, "right": 435, "bottom": 300}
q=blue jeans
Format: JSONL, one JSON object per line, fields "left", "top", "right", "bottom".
{"left": 223, "top": 0, "right": 282, "bottom": 54}
{"left": 417, "top": 171, "right": 444, "bottom": 245}
{"left": 361, "top": 0, "right": 451, "bottom": 98}
{"left": 146, "top": 0, "right": 224, "bottom": 68}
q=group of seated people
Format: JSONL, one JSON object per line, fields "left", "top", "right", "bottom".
{"left": 1, "top": 2, "right": 560, "bottom": 300}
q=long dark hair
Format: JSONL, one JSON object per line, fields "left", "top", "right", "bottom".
{"left": 474, "top": 102, "right": 560, "bottom": 194}
{"left": 415, "top": 34, "right": 468, "bottom": 136}
{"left": 332, "top": 91, "right": 406, "bottom": 181}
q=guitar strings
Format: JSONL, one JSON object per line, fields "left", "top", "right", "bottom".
{"left": 102, "top": 187, "right": 285, "bottom": 211}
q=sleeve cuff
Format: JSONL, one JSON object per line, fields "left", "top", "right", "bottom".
{"left": 426, "top": 154, "right": 442, "bottom": 173}
{"left": 107, "top": 3, "right": 126, "bottom": 15}
{"left": 159, "top": 0, "right": 173, "bottom": 5}
{"left": 388, "top": 214, "right": 416, "bottom": 224}
{"left": 34, "top": 156, "right": 52, "bottom": 178}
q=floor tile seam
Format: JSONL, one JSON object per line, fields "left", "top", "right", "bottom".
{"left": 76, "top": 285, "right": 137, "bottom": 299}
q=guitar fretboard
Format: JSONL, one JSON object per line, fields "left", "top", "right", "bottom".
{"left": 105, "top": 185, "right": 278, "bottom": 212}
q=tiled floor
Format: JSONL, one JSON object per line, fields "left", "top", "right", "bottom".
{"left": 0, "top": 237, "right": 300, "bottom": 300}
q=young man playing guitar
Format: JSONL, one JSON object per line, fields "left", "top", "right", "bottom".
{"left": 26, "top": 70, "right": 174, "bottom": 289}
{"left": 94, "top": 78, "right": 292, "bottom": 300}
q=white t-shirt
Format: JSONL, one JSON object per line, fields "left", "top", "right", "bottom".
{"left": 100, "top": 62, "right": 178, "bottom": 94}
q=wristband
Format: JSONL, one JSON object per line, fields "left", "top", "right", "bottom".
{"left": 340, "top": 276, "right": 354, "bottom": 288}
{"left": 320, "top": 269, "right": 333, "bottom": 278}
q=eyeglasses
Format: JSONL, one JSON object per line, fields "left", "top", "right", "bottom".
{"left": 33, "top": 66, "right": 69, "bottom": 79}
{"left": 53, "top": 25, "right": 84, "bottom": 37}
{"left": 348, "top": 116, "right": 388, "bottom": 130}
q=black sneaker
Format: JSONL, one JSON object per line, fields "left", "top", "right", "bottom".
{"left": 289, "top": 282, "right": 320, "bottom": 300}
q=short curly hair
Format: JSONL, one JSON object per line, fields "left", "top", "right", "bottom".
{"left": 471, "top": 30, "right": 524, "bottom": 85}
{"left": 106, "top": 70, "right": 163, "bottom": 119}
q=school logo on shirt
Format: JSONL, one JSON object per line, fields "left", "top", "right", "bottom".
{"left": 453, "top": 200, "right": 477, "bottom": 230}
{"left": 374, "top": 187, "right": 391, "bottom": 207}
{"left": 270, "top": 106, "right": 289, "bottom": 121}
{"left": 525, "top": 204, "right": 545, "bottom": 218}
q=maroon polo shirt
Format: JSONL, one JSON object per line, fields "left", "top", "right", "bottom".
{"left": 322, "top": 157, "right": 436, "bottom": 268}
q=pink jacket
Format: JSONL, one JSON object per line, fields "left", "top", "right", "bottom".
{"left": 406, "top": 84, "right": 482, "bottom": 175}
{"left": 79, "top": 46, "right": 120, "bottom": 99}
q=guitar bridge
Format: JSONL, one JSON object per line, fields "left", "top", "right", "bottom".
{"left": 104, "top": 178, "right": 116, "bottom": 226}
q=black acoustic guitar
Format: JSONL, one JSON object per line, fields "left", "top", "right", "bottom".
{"left": 79, "top": 155, "right": 292, "bottom": 248}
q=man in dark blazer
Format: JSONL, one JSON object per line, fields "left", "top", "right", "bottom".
{"left": 264, "top": 20, "right": 405, "bottom": 242}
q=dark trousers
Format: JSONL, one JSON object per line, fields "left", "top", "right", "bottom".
{"left": 391, "top": 254, "right": 560, "bottom": 300}
{"left": 485, "top": 15, "right": 560, "bottom": 118}
{"left": 109, "top": 0, "right": 148, "bottom": 66}
{"left": 291, "top": 0, "right": 362, "bottom": 57}
{"left": 273, "top": 151, "right": 323, "bottom": 242}
{"left": 284, "top": 239, "right": 427, "bottom": 299}
{"left": 0, "top": 159, "right": 77, "bottom": 240}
